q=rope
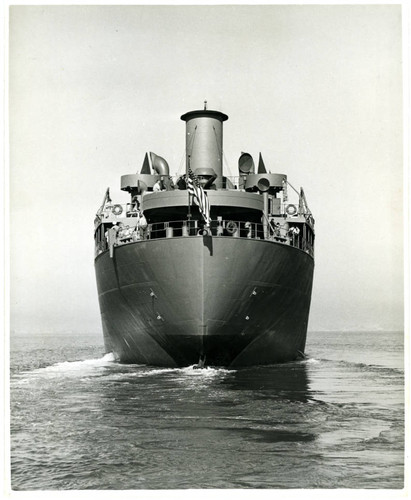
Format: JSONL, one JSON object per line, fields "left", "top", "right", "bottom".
{"left": 188, "top": 125, "right": 197, "bottom": 158}
{"left": 213, "top": 125, "right": 235, "bottom": 177}
{"left": 176, "top": 125, "right": 197, "bottom": 176}
{"left": 222, "top": 151, "right": 234, "bottom": 177}
{"left": 176, "top": 150, "right": 186, "bottom": 176}
{"left": 286, "top": 180, "right": 300, "bottom": 196}
{"left": 286, "top": 180, "right": 311, "bottom": 214}
{"left": 212, "top": 126, "right": 221, "bottom": 160}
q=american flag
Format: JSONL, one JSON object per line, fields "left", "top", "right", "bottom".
{"left": 187, "top": 165, "right": 211, "bottom": 226}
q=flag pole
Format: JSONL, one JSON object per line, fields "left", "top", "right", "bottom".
{"left": 187, "top": 155, "right": 192, "bottom": 222}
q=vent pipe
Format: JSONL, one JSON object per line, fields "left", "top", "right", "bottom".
{"left": 150, "top": 152, "right": 169, "bottom": 176}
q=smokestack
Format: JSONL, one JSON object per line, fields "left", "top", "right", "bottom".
{"left": 181, "top": 107, "right": 228, "bottom": 188}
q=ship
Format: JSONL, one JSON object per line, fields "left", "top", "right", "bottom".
{"left": 94, "top": 104, "right": 315, "bottom": 368}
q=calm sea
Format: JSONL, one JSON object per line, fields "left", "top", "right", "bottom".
{"left": 9, "top": 330, "right": 405, "bottom": 490}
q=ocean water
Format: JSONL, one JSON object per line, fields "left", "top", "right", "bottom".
{"left": 9, "top": 330, "right": 405, "bottom": 490}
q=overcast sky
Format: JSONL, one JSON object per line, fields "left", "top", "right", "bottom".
{"left": 8, "top": 4, "right": 404, "bottom": 335}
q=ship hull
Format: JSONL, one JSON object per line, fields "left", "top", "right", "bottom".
{"left": 94, "top": 236, "right": 314, "bottom": 367}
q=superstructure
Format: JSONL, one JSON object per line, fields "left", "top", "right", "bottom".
{"left": 94, "top": 105, "right": 315, "bottom": 367}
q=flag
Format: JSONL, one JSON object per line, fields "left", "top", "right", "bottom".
{"left": 187, "top": 165, "right": 211, "bottom": 226}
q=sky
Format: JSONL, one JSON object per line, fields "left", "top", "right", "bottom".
{"left": 7, "top": 4, "right": 406, "bottom": 335}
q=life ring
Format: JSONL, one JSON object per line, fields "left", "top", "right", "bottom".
{"left": 289, "top": 227, "right": 300, "bottom": 235}
{"left": 285, "top": 204, "right": 298, "bottom": 216}
{"left": 112, "top": 204, "right": 123, "bottom": 216}
{"left": 197, "top": 228, "right": 210, "bottom": 236}
{"left": 226, "top": 221, "right": 238, "bottom": 234}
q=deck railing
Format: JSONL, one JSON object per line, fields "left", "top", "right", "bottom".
{"left": 95, "top": 219, "right": 314, "bottom": 258}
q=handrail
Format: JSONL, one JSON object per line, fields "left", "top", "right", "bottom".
{"left": 95, "top": 218, "right": 314, "bottom": 259}
{"left": 96, "top": 200, "right": 313, "bottom": 228}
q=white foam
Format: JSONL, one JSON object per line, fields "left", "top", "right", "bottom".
{"left": 179, "top": 365, "right": 232, "bottom": 376}
{"left": 108, "top": 365, "right": 233, "bottom": 380}
{"left": 133, "top": 367, "right": 177, "bottom": 377}
{"left": 303, "top": 358, "right": 320, "bottom": 364}
{"left": 15, "top": 352, "right": 117, "bottom": 382}
{"left": 101, "top": 352, "right": 116, "bottom": 362}
{"left": 14, "top": 355, "right": 234, "bottom": 385}
{"left": 42, "top": 353, "right": 116, "bottom": 372}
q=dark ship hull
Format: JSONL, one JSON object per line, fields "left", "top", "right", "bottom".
{"left": 94, "top": 105, "right": 315, "bottom": 367}
{"left": 95, "top": 235, "right": 314, "bottom": 367}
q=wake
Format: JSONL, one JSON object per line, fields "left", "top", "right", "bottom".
{"left": 12, "top": 352, "right": 118, "bottom": 383}
{"left": 12, "top": 354, "right": 234, "bottom": 385}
